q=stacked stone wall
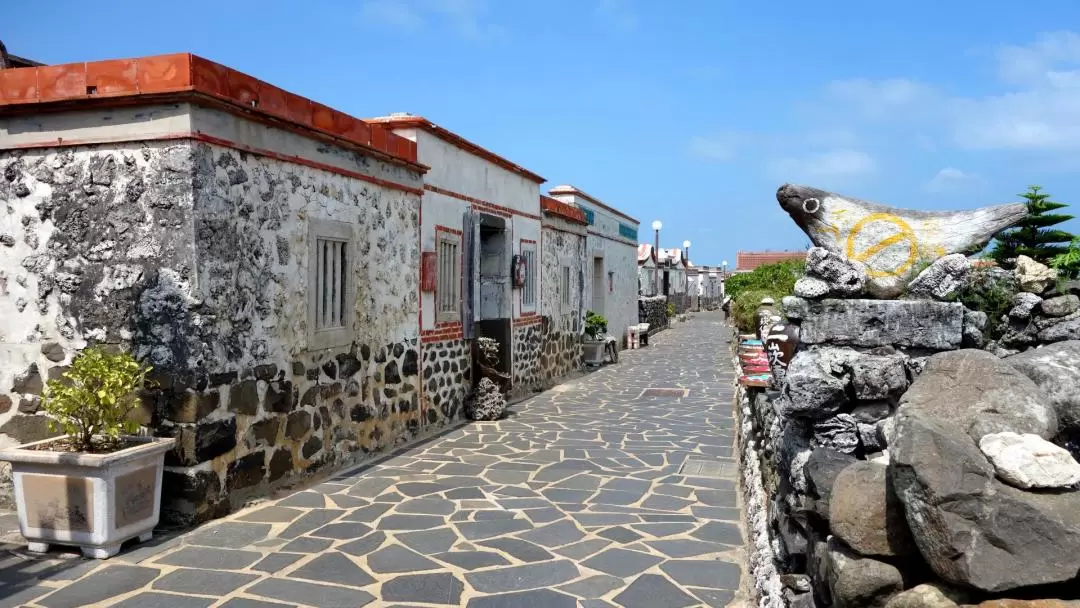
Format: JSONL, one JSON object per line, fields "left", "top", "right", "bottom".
{"left": 639, "top": 295, "right": 669, "bottom": 333}
{"left": 420, "top": 338, "right": 471, "bottom": 431}
{"left": 510, "top": 321, "right": 543, "bottom": 398}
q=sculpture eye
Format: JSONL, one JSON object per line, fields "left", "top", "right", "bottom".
{"left": 802, "top": 198, "right": 821, "bottom": 214}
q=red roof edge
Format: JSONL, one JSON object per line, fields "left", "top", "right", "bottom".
{"left": 0, "top": 53, "right": 423, "bottom": 169}
{"left": 541, "top": 195, "right": 588, "bottom": 225}
{"left": 547, "top": 184, "right": 639, "bottom": 225}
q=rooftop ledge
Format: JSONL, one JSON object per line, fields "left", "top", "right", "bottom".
{"left": 0, "top": 53, "right": 424, "bottom": 171}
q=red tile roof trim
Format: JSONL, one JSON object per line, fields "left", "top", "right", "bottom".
{"left": 735, "top": 251, "right": 806, "bottom": 272}
{"left": 548, "top": 185, "right": 640, "bottom": 224}
{"left": 540, "top": 195, "right": 588, "bottom": 225}
{"left": 370, "top": 115, "right": 545, "bottom": 184}
{"left": 0, "top": 53, "right": 423, "bottom": 170}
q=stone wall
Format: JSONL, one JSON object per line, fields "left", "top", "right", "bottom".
{"left": 510, "top": 320, "right": 543, "bottom": 398}
{"left": 738, "top": 248, "right": 1080, "bottom": 607}
{"left": 638, "top": 295, "right": 669, "bottom": 334}
{"left": 0, "top": 125, "right": 432, "bottom": 524}
{"left": 420, "top": 338, "right": 471, "bottom": 431}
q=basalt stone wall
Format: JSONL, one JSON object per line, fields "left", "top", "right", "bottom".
{"left": 0, "top": 127, "right": 429, "bottom": 524}
{"left": 539, "top": 320, "right": 582, "bottom": 386}
{"left": 639, "top": 295, "right": 669, "bottom": 334}
{"left": 420, "top": 338, "right": 471, "bottom": 431}
{"left": 510, "top": 321, "right": 544, "bottom": 398}
{"left": 741, "top": 287, "right": 1080, "bottom": 607}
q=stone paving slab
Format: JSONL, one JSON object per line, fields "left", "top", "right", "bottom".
{"left": 1, "top": 312, "right": 747, "bottom": 607}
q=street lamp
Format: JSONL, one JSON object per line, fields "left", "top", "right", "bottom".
{"left": 682, "top": 240, "right": 692, "bottom": 309}
{"left": 651, "top": 220, "right": 662, "bottom": 295}
{"left": 683, "top": 240, "right": 691, "bottom": 264}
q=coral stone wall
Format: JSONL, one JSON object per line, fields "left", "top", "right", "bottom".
{"left": 0, "top": 104, "right": 429, "bottom": 523}
{"left": 539, "top": 220, "right": 586, "bottom": 385}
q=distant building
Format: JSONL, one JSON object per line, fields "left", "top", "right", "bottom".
{"left": 637, "top": 244, "right": 658, "bottom": 296}
{"left": 735, "top": 250, "right": 806, "bottom": 273}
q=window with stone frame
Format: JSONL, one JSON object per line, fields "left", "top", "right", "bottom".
{"left": 307, "top": 218, "right": 356, "bottom": 350}
{"left": 436, "top": 230, "right": 461, "bottom": 324}
{"left": 521, "top": 241, "right": 537, "bottom": 312}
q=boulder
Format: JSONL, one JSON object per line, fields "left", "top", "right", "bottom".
{"left": 1039, "top": 317, "right": 1080, "bottom": 343}
{"left": 799, "top": 299, "right": 964, "bottom": 350}
{"left": 803, "top": 447, "right": 857, "bottom": 518}
{"left": 907, "top": 254, "right": 972, "bottom": 300}
{"left": 963, "top": 309, "right": 988, "bottom": 348}
{"left": 850, "top": 353, "right": 909, "bottom": 401}
{"left": 780, "top": 348, "right": 854, "bottom": 420}
{"left": 979, "top": 432, "right": 1080, "bottom": 489}
{"left": 1016, "top": 255, "right": 1058, "bottom": 294}
{"left": 1041, "top": 294, "right": 1080, "bottom": 318}
{"left": 782, "top": 295, "right": 809, "bottom": 320}
{"left": 859, "top": 422, "right": 885, "bottom": 452}
{"left": 829, "top": 461, "right": 916, "bottom": 556}
{"left": 795, "top": 276, "right": 831, "bottom": 299}
{"left": 1005, "top": 341, "right": 1080, "bottom": 433}
{"left": 852, "top": 402, "right": 892, "bottom": 424}
{"left": 813, "top": 414, "right": 860, "bottom": 454}
{"left": 1010, "top": 292, "right": 1044, "bottom": 319}
{"left": 898, "top": 349, "right": 1057, "bottom": 440}
{"left": 805, "top": 247, "right": 868, "bottom": 296}
{"left": 884, "top": 583, "right": 969, "bottom": 608}
{"left": 826, "top": 538, "right": 904, "bottom": 608}
{"left": 891, "top": 410, "right": 1080, "bottom": 592}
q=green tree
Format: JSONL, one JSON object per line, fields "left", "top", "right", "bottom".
{"left": 1052, "top": 236, "right": 1080, "bottom": 279}
{"left": 991, "top": 185, "right": 1075, "bottom": 268}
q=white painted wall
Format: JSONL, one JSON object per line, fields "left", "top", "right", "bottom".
{"left": 550, "top": 191, "right": 640, "bottom": 348}
{"left": 391, "top": 128, "right": 542, "bottom": 330}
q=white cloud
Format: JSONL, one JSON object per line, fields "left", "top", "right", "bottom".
{"left": 595, "top": 0, "right": 638, "bottom": 32}
{"left": 361, "top": 0, "right": 423, "bottom": 29}
{"left": 819, "top": 31, "right": 1080, "bottom": 152}
{"left": 770, "top": 149, "right": 876, "bottom": 181}
{"left": 689, "top": 133, "right": 741, "bottom": 161}
{"left": 925, "top": 167, "right": 981, "bottom": 193}
{"left": 360, "top": 0, "right": 502, "bottom": 39}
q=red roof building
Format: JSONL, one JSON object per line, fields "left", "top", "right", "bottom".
{"left": 735, "top": 251, "right": 806, "bottom": 273}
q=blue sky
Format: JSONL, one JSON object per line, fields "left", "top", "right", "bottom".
{"left": 7, "top": 0, "right": 1080, "bottom": 266}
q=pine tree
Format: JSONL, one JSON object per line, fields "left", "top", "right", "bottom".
{"left": 991, "top": 185, "right": 1075, "bottom": 268}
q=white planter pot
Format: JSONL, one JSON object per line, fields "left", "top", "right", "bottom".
{"left": 0, "top": 435, "right": 174, "bottom": 559}
{"left": 583, "top": 340, "right": 606, "bottom": 365}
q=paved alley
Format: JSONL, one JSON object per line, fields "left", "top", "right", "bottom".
{"left": 1, "top": 312, "right": 744, "bottom": 608}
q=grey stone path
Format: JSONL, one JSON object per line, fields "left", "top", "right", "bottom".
{"left": 1, "top": 312, "right": 744, "bottom": 607}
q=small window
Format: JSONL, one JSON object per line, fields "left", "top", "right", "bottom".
{"left": 308, "top": 219, "right": 355, "bottom": 350}
{"left": 436, "top": 231, "right": 461, "bottom": 323}
{"left": 608, "top": 271, "right": 614, "bottom": 293}
{"left": 521, "top": 242, "right": 537, "bottom": 311}
{"left": 560, "top": 266, "right": 571, "bottom": 308}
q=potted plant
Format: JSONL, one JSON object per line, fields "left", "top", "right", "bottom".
{"left": 582, "top": 311, "right": 609, "bottom": 365}
{"left": 0, "top": 346, "right": 174, "bottom": 559}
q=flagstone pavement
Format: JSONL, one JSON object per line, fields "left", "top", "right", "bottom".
{"left": 0, "top": 311, "right": 747, "bottom": 608}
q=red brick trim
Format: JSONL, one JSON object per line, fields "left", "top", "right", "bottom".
{"left": 513, "top": 314, "right": 543, "bottom": 327}
{"left": 421, "top": 322, "right": 464, "bottom": 343}
{"left": 0, "top": 54, "right": 423, "bottom": 167}
{"left": 548, "top": 185, "right": 640, "bottom": 224}
{"left": 425, "top": 185, "right": 541, "bottom": 221}
{"left": 540, "top": 195, "right": 588, "bottom": 225}
{"left": 435, "top": 225, "right": 463, "bottom": 236}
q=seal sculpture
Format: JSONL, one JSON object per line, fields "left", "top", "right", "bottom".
{"left": 776, "top": 184, "right": 1028, "bottom": 298}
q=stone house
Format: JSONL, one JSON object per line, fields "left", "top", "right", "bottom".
{"left": 658, "top": 248, "right": 690, "bottom": 312}
{"left": 637, "top": 244, "right": 659, "bottom": 296}
{"left": 0, "top": 53, "right": 432, "bottom": 523}
{"left": 548, "top": 185, "right": 640, "bottom": 348}
{"left": 538, "top": 196, "right": 589, "bottom": 384}
{"left": 367, "top": 114, "right": 547, "bottom": 401}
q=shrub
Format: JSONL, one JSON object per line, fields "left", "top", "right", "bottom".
{"left": 584, "top": 310, "right": 608, "bottom": 340}
{"left": 950, "top": 267, "right": 1016, "bottom": 341}
{"left": 725, "top": 259, "right": 805, "bottom": 302}
{"left": 991, "top": 185, "right": 1075, "bottom": 268}
{"left": 1052, "top": 236, "right": 1080, "bottom": 279}
{"left": 41, "top": 346, "right": 153, "bottom": 452}
{"left": 666, "top": 303, "right": 675, "bottom": 318}
{"left": 732, "top": 289, "right": 780, "bottom": 332}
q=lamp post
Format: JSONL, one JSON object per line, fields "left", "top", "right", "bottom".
{"left": 682, "top": 240, "right": 691, "bottom": 309}
{"left": 721, "top": 259, "right": 729, "bottom": 298}
{"left": 651, "top": 220, "right": 662, "bottom": 295}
